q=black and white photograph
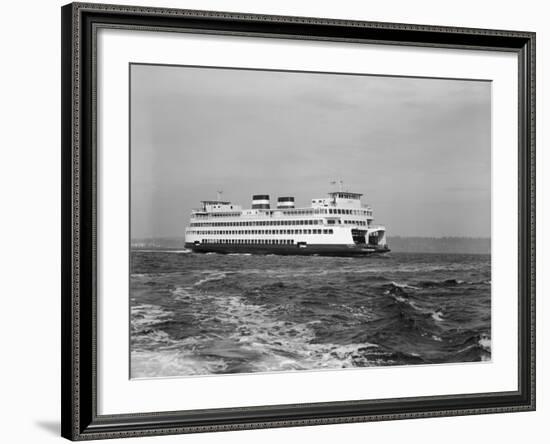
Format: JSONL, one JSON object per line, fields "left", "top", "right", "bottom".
{"left": 130, "top": 64, "right": 492, "bottom": 378}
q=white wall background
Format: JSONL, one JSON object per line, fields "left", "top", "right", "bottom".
{"left": 0, "top": 0, "right": 546, "bottom": 443}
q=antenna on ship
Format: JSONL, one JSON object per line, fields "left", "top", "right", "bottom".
{"left": 216, "top": 190, "right": 223, "bottom": 201}
{"left": 330, "top": 179, "right": 344, "bottom": 192}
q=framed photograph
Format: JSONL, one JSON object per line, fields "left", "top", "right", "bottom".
{"left": 61, "top": 2, "right": 536, "bottom": 440}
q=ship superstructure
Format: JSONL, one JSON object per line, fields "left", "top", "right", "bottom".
{"left": 184, "top": 190, "right": 389, "bottom": 256}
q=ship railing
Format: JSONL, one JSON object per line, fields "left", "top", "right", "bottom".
{"left": 368, "top": 225, "right": 386, "bottom": 231}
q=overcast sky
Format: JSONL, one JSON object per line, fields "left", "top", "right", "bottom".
{"left": 130, "top": 64, "right": 491, "bottom": 239}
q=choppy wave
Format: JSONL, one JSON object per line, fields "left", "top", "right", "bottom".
{"left": 130, "top": 251, "right": 491, "bottom": 377}
{"left": 193, "top": 272, "right": 228, "bottom": 287}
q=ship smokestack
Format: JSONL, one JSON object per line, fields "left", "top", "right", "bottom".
{"left": 252, "top": 194, "right": 270, "bottom": 209}
{"left": 277, "top": 196, "right": 295, "bottom": 209}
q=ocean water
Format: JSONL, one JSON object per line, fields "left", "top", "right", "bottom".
{"left": 130, "top": 251, "right": 491, "bottom": 378}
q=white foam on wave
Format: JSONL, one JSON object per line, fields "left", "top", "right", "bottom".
{"left": 131, "top": 304, "right": 176, "bottom": 350}
{"left": 390, "top": 281, "right": 420, "bottom": 290}
{"left": 431, "top": 310, "right": 445, "bottom": 322}
{"left": 131, "top": 349, "right": 228, "bottom": 378}
{"left": 478, "top": 334, "right": 491, "bottom": 351}
{"left": 131, "top": 304, "right": 173, "bottom": 329}
{"left": 390, "top": 294, "right": 423, "bottom": 312}
{"left": 454, "top": 335, "right": 491, "bottom": 357}
{"left": 132, "top": 287, "right": 383, "bottom": 376}
{"left": 193, "top": 272, "right": 228, "bottom": 287}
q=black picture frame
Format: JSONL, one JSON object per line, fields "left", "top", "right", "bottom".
{"left": 61, "top": 2, "right": 536, "bottom": 440}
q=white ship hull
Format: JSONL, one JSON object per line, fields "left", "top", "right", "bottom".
{"left": 184, "top": 190, "right": 389, "bottom": 257}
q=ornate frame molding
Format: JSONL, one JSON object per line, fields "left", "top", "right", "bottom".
{"left": 61, "top": 2, "right": 535, "bottom": 440}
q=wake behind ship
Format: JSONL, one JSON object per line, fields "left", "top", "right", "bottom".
{"left": 184, "top": 190, "right": 389, "bottom": 256}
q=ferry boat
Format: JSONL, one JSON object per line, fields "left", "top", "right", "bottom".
{"left": 184, "top": 190, "right": 389, "bottom": 256}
